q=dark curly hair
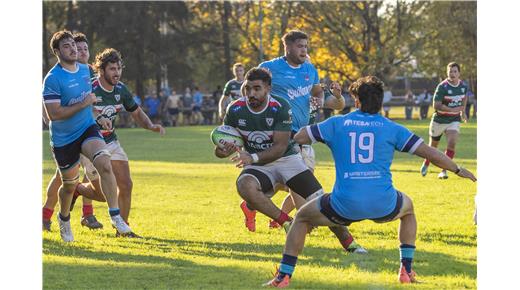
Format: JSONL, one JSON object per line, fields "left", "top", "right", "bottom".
{"left": 93, "top": 48, "right": 123, "bottom": 73}
{"left": 348, "top": 76, "right": 385, "bottom": 114}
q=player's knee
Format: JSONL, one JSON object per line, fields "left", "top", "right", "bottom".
{"left": 94, "top": 158, "right": 113, "bottom": 176}
{"left": 401, "top": 194, "right": 415, "bottom": 215}
{"left": 236, "top": 176, "right": 259, "bottom": 195}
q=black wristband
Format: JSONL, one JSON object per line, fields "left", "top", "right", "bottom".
{"left": 454, "top": 166, "right": 461, "bottom": 174}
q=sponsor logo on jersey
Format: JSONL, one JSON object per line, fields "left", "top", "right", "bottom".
{"left": 247, "top": 131, "right": 272, "bottom": 150}
{"left": 287, "top": 84, "right": 313, "bottom": 100}
{"left": 344, "top": 119, "right": 384, "bottom": 127}
{"left": 238, "top": 119, "right": 246, "bottom": 126}
{"left": 266, "top": 118, "right": 273, "bottom": 126}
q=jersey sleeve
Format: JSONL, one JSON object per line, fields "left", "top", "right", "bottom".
{"left": 433, "top": 83, "right": 445, "bottom": 102}
{"left": 88, "top": 65, "right": 96, "bottom": 79}
{"left": 307, "top": 116, "right": 337, "bottom": 144}
{"left": 273, "top": 101, "right": 292, "bottom": 132}
{"left": 223, "top": 81, "right": 232, "bottom": 96}
{"left": 42, "top": 74, "right": 61, "bottom": 104}
{"left": 393, "top": 123, "right": 423, "bottom": 154}
{"left": 223, "top": 105, "right": 236, "bottom": 127}
{"left": 311, "top": 65, "right": 320, "bottom": 86}
{"left": 121, "top": 85, "right": 138, "bottom": 112}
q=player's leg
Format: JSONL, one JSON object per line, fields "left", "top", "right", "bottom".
{"left": 264, "top": 195, "right": 341, "bottom": 287}
{"left": 438, "top": 126, "right": 460, "bottom": 179}
{"left": 80, "top": 129, "right": 132, "bottom": 234}
{"left": 57, "top": 165, "right": 81, "bottom": 242}
{"left": 236, "top": 169, "right": 292, "bottom": 231}
{"left": 42, "top": 169, "right": 61, "bottom": 231}
{"left": 374, "top": 191, "right": 418, "bottom": 283}
{"left": 421, "top": 120, "right": 442, "bottom": 176}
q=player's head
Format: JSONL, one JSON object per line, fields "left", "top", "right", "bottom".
{"left": 233, "top": 63, "right": 245, "bottom": 80}
{"left": 50, "top": 30, "right": 77, "bottom": 63}
{"left": 447, "top": 62, "right": 460, "bottom": 82}
{"left": 282, "top": 30, "right": 308, "bottom": 65}
{"left": 73, "top": 32, "right": 90, "bottom": 64}
{"left": 243, "top": 68, "right": 272, "bottom": 108}
{"left": 94, "top": 48, "right": 123, "bottom": 86}
{"left": 348, "top": 76, "right": 384, "bottom": 114}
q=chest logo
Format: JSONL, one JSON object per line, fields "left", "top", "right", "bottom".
{"left": 266, "top": 118, "right": 274, "bottom": 126}
{"left": 462, "top": 88, "right": 465, "bottom": 93}
{"left": 238, "top": 119, "right": 246, "bottom": 126}
{"left": 448, "top": 90, "right": 452, "bottom": 94}
{"left": 115, "top": 94, "right": 121, "bottom": 102}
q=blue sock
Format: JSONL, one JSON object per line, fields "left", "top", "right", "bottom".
{"left": 109, "top": 208, "right": 120, "bottom": 217}
{"left": 400, "top": 244, "right": 416, "bottom": 273}
{"left": 278, "top": 254, "right": 298, "bottom": 279}
{"left": 59, "top": 213, "right": 70, "bottom": 222}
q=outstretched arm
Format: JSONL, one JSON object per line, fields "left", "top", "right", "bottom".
{"left": 323, "top": 82, "right": 345, "bottom": 110}
{"left": 414, "top": 143, "right": 476, "bottom": 181}
{"left": 131, "top": 106, "right": 165, "bottom": 135}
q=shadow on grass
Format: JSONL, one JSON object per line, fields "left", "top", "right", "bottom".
{"left": 44, "top": 238, "right": 401, "bottom": 290}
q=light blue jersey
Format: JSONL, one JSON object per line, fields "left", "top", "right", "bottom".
{"left": 308, "top": 110, "right": 423, "bottom": 220}
{"left": 42, "top": 63, "right": 95, "bottom": 147}
{"left": 259, "top": 56, "right": 319, "bottom": 132}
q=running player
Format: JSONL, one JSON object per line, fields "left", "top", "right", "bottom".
{"left": 216, "top": 68, "right": 361, "bottom": 255}
{"left": 218, "top": 62, "right": 245, "bottom": 120}
{"left": 42, "top": 32, "right": 104, "bottom": 231}
{"left": 42, "top": 30, "right": 132, "bottom": 242}
{"left": 90, "top": 48, "right": 165, "bottom": 236}
{"left": 420, "top": 62, "right": 468, "bottom": 179}
{"left": 264, "top": 76, "right": 477, "bottom": 288}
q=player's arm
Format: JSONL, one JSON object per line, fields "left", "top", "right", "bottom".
{"left": 130, "top": 106, "right": 165, "bottom": 135}
{"left": 414, "top": 143, "right": 476, "bottom": 181}
{"left": 461, "top": 90, "right": 469, "bottom": 122}
{"left": 44, "top": 93, "right": 97, "bottom": 121}
{"left": 42, "top": 103, "right": 50, "bottom": 125}
{"left": 433, "top": 101, "right": 464, "bottom": 113}
{"left": 214, "top": 141, "right": 238, "bottom": 158}
{"left": 323, "top": 82, "right": 345, "bottom": 110}
{"left": 232, "top": 130, "right": 291, "bottom": 167}
{"left": 219, "top": 82, "right": 232, "bottom": 119}
{"left": 293, "top": 126, "right": 313, "bottom": 145}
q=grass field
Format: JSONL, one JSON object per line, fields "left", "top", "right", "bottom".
{"left": 42, "top": 117, "right": 477, "bottom": 289}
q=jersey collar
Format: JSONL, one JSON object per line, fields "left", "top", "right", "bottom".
{"left": 283, "top": 56, "right": 302, "bottom": 69}
{"left": 97, "top": 77, "right": 115, "bottom": 93}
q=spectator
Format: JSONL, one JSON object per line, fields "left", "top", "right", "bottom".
{"left": 192, "top": 86, "right": 204, "bottom": 125}
{"left": 465, "top": 89, "right": 475, "bottom": 120}
{"left": 212, "top": 85, "right": 222, "bottom": 104}
{"left": 201, "top": 95, "right": 216, "bottom": 125}
{"left": 382, "top": 87, "right": 393, "bottom": 118}
{"left": 404, "top": 90, "right": 415, "bottom": 120}
{"left": 416, "top": 88, "right": 432, "bottom": 120}
{"left": 133, "top": 94, "right": 142, "bottom": 106}
{"left": 144, "top": 92, "right": 161, "bottom": 124}
{"left": 182, "top": 87, "right": 193, "bottom": 125}
{"left": 165, "top": 91, "right": 181, "bottom": 127}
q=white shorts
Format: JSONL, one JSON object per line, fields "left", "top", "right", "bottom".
{"left": 429, "top": 120, "right": 460, "bottom": 138}
{"left": 237, "top": 154, "right": 309, "bottom": 198}
{"left": 105, "top": 140, "right": 129, "bottom": 161}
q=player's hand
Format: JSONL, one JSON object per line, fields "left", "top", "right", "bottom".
{"left": 461, "top": 112, "right": 468, "bottom": 123}
{"left": 150, "top": 124, "right": 165, "bottom": 135}
{"left": 456, "top": 167, "right": 477, "bottom": 182}
{"left": 330, "top": 81, "right": 342, "bottom": 98}
{"left": 310, "top": 95, "right": 322, "bottom": 109}
{"left": 97, "top": 116, "right": 112, "bottom": 131}
{"left": 216, "top": 141, "right": 239, "bottom": 157}
{"left": 231, "top": 149, "right": 253, "bottom": 168}
{"left": 82, "top": 93, "right": 97, "bottom": 107}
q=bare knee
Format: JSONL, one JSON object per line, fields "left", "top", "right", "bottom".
{"left": 60, "top": 183, "right": 77, "bottom": 195}
{"left": 236, "top": 176, "right": 260, "bottom": 197}
{"left": 94, "top": 158, "right": 113, "bottom": 176}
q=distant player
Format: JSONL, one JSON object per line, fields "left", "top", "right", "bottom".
{"left": 264, "top": 76, "right": 477, "bottom": 288}
{"left": 89, "top": 48, "right": 165, "bottom": 236}
{"left": 218, "top": 62, "right": 245, "bottom": 120}
{"left": 420, "top": 62, "right": 468, "bottom": 179}
{"left": 43, "top": 32, "right": 104, "bottom": 231}
{"left": 42, "top": 30, "right": 132, "bottom": 242}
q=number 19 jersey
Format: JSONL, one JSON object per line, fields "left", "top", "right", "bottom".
{"left": 308, "top": 110, "right": 423, "bottom": 220}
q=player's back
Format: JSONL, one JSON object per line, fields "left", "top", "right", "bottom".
{"left": 42, "top": 63, "right": 95, "bottom": 147}
{"left": 312, "top": 110, "right": 423, "bottom": 219}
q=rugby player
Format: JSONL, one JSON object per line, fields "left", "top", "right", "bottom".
{"left": 264, "top": 76, "right": 476, "bottom": 287}
{"left": 218, "top": 62, "right": 245, "bottom": 120}
{"left": 42, "top": 30, "right": 132, "bottom": 242}
{"left": 420, "top": 62, "right": 468, "bottom": 179}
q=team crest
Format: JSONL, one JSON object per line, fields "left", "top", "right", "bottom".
{"left": 115, "top": 94, "right": 121, "bottom": 102}
{"left": 448, "top": 90, "right": 452, "bottom": 94}
{"left": 266, "top": 118, "right": 274, "bottom": 126}
{"left": 462, "top": 88, "right": 465, "bottom": 93}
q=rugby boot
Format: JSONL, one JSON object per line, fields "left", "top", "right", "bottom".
{"left": 240, "top": 200, "right": 256, "bottom": 232}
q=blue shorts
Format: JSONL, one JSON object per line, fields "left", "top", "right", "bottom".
{"left": 51, "top": 124, "right": 103, "bottom": 171}
{"left": 319, "top": 191, "right": 403, "bottom": 226}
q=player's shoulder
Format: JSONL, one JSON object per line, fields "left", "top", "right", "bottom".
{"left": 259, "top": 56, "right": 284, "bottom": 68}
{"left": 269, "top": 95, "right": 291, "bottom": 108}
{"left": 91, "top": 77, "right": 101, "bottom": 90}
{"left": 229, "top": 96, "right": 248, "bottom": 108}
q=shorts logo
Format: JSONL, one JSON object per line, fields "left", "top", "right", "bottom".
{"left": 115, "top": 94, "right": 121, "bottom": 102}
{"left": 238, "top": 119, "right": 246, "bottom": 126}
{"left": 266, "top": 118, "right": 273, "bottom": 126}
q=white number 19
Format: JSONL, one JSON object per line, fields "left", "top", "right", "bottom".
{"left": 349, "top": 132, "right": 374, "bottom": 163}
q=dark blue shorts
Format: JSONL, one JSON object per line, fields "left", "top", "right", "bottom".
{"left": 193, "top": 105, "right": 201, "bottom": 112}
{"left": 51, "top": 124, "right": 103, "bottom": 171}
{"left": 319, "top": 191, "right": 403, "bottom": 226}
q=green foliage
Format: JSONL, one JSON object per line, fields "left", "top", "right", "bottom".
{"left": 42, "top": 119, "right": 477, "bottom": 289}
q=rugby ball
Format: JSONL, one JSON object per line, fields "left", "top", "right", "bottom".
{"left": 210, "top": 125, "right": 244, "bottom": 149}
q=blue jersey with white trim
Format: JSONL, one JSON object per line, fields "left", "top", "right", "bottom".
{"left": 309, "top": 110, "right": 423, "bottom": 220}
{"left": 259, "top": 56, "right": 319, "bottom": 132}
{"left": 42, "top": 63, "right": 95, "bottom": 147}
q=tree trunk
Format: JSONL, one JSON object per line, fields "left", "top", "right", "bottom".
{"left": 222, "top": 1, "right": 232, "bottom": 80}
{"left": 42, "top": 2, "right": 49, "bottom": 78}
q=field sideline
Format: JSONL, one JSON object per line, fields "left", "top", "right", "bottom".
{"left": 42, "top": 118, "right": 477, "bottom": 289}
